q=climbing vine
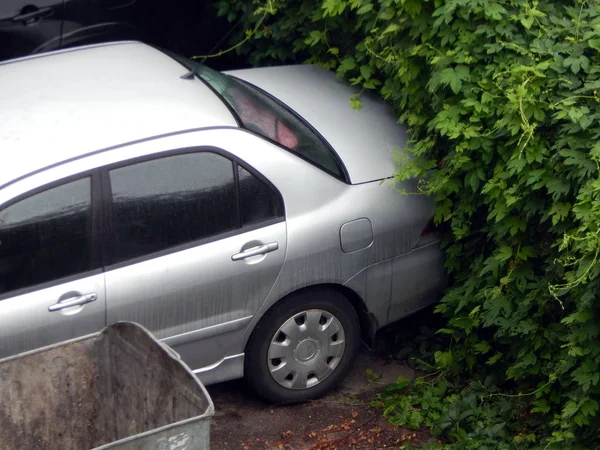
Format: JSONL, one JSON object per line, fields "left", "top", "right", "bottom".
{"left": 214, "top": 0, "right": 600, "bottom": 447}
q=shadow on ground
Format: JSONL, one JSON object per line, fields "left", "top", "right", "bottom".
{"left": 207, "top": 307, "right": 440, "bottom": 449}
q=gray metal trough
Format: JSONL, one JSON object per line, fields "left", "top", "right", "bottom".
{"left": 0, "top": 322, "right": 214, "bottom": 450}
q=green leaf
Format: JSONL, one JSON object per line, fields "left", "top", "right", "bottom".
{"left": 474, "top": 341, "right": 491, "bottom": 354}
{"left": 304, "top": 30, "right": 323, "bottom": 46}
{"left": 547, "top": 178, "right": 570, "bottom": 200}
{"left": 438, "top": 65, "right": 471, "bottom": 94}
{"left": 484, "top": 2, "right": 507, "bottom": 20}
{"left": 517, "top": 246, "right": 536, "bottom": 260}
{"left": 589, "top": 39, "right": 600, "bottom": 51}
{"left": 562, "top": 400, "right": 579, "bottom": 419}
{"left": 564, "top": 55, "right": 590, "bottom": 74}
{"left": 379, "top": 8, "right": 395, "bottom": 21}
{"left": 580, "top": 398, "right": 599, "bottom": 418}
{"left": 356, "top": 3, "right": 373, "bottom": 15}
{"left": 532, "top": 399, "right": 551, "bottom": 414}
{"left": 520, "top": 15, "right": 534, "bottom": 29}
{"left": 349, "top": 97, "right": 363, "bottom": 110}
{"left": 497, "top": 246, "right": 513, "bottom": 262}
{"left": 322, "top": 0, "right": 347, "bottom": 16}
{"left": 338, "top": 56, "right": 356, "bottom": 75}
{"left": 382, "top": 23, "right": 399, "bottom": 35}
{"left": 360, "top": 65, "right": 372, "bottom": 80}
{"left": 549, "top": 202, "right": 571, "bottom": 225}
{"left": 434, "top": 350, "right": 454, "bottom": 368}
{"left": 487, "top": 353, "right": 503, "bottom": 365}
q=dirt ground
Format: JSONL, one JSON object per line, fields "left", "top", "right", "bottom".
{"left": 207, "top": 348, "right": 434, "bottom": 449}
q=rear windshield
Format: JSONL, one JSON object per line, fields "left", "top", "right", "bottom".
{"left": 168, "top": 55, "right": 346, "bottom": 181}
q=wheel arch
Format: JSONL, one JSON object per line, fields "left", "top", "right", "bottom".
{"left": 247, "top": 283, "right": 377, "bottom": 351}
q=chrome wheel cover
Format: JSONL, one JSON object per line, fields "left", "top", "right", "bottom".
{"left": 267, "top": 309, "right": 346, "bottom": 390}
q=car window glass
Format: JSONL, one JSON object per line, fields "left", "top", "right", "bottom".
{"left": 163, "top": 51, "right": 345, "bottom": 181}
{"left": 0, "top": 178, "right": 92, "bottom": 295}
{"left": 110, "top": 152, "right": 237, "bottom": 263}
{"left": 199, "top": 66, "right": 344, "bottom": 179}
{"left": 238, "top": 165, "right": 284, "bottom": 227}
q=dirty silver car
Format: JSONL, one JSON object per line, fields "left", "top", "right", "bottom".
{"left": 0, "top": 42, "right": 445, "bottom": 402}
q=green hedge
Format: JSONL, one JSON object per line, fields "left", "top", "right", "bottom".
{"left": 214, "top": 1, "right": 600, "bottom": 448}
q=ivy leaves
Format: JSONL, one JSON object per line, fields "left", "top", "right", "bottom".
{"left": 216, "top": 0, "right": 600, "bottom": 448}
{"left": 433, "top": 65, "right": 471, "bottom": 94}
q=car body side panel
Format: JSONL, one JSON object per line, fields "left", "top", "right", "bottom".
{"left": 343, "top": 258, "right": 392, "bottom": 329}
{"left": 105, "top": 222, "right": 287, "bottom": 371}
{"left": 0, "top": 272, "right": 106, "bottom": 358}
{"left": 2, "top": 126, "right": 435, "bottom": 307}
{"left": 388, "top": 240, "right": 446, "bottom": 323}
{"left": 166, "top": 130, "right": 440, "bottom": 367}
{"left": 0, "top": 128, "right": 443, "bottom": 382}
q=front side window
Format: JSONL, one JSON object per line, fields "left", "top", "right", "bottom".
{"left": 0, "top": 178, "right": 92, "bottom": 295}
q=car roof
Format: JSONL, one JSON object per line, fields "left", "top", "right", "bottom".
{"left": 0, "top": 41, "right": 237, "bottom": 188}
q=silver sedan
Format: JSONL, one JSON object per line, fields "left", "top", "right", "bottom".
{"left": 0, "top": 42, "right": 445, "bottom": 402}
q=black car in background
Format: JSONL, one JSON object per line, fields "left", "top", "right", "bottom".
{"left": 0, "top": 0, "right": 237, "bottom": 66}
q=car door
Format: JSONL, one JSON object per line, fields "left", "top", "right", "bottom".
{"left": 60, "top": 0, "right": 141, "bottom": 51}
{"left": 0, "top": 0, "right": 64, "bottom": 61}
{"left": 0, "top": 175, "right": 106, "bottom": 358}
{"left": 104, "top": 149, "right": 287, "bottom": 371}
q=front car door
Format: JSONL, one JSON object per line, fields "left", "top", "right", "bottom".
{"left": 0, "top": 175, "right": 106, "bottom": 358}
{"left": 0, "top": 0, "right": 64, "bottom": 61}
{"left": 60, "top": 0, "right": 141, "bottom": 51}
{"left": 104, "top": 149, "right": 287, "bottom": 372}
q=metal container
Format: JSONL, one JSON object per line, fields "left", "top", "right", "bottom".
{"left": 0, "top": 322, "right": 214, "bottom": 450}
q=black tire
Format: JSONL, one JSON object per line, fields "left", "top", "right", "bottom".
{"left": 245, "top": 288, "right": 361, "bottom": 403}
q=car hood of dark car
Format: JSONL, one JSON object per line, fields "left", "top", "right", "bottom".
{"left": 227, "top": 65, "right": 408, "bottom": 184}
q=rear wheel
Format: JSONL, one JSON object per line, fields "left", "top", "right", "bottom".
{"left": 245, "top": 289, "right": 360, "bottom": 403}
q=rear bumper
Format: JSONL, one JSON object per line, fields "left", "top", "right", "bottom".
{"left": 387, "top": 239, "right": 446, "bottom": 325}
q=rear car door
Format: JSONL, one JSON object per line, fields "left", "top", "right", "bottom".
{"left": 0, "top": 175, "right": 106, "bottom": 358}
{"left": 0, "top": 0, "right": 64, "bottom": 61}
{"left": 104, "top": 149, "right": 287, "bottom": 371}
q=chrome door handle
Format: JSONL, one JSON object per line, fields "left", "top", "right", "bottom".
{"left": 48, "top": 293, "right": 97, "bottom": 312}
{"left": 231, "top": 242, "right": 279, "bottom": 261}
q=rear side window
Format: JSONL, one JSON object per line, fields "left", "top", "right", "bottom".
{"left": 0, "top": 178, "right": 92, "bottom": 295}
{"left": 110, "top": 153, "right": 238, "bottom": 263}
{"left": 109, "top": 152, "right": 284, "bottom": 264}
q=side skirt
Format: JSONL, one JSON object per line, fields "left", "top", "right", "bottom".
{"left": 193, "top": 353, "right": 245, "bottom": 386}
